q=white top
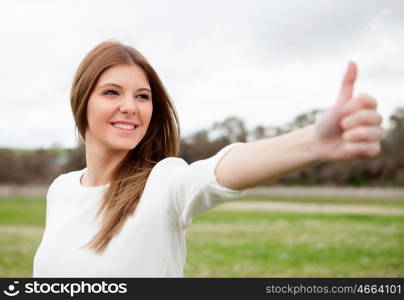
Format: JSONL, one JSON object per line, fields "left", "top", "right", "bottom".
{"left": 33, "top": 142, "right": 248, "bottom": 277}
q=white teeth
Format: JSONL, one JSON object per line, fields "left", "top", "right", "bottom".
{"left": 113, "top": 123, "right": 136, "bottom": 130}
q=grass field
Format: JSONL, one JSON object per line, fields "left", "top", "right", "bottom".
{"left": 0, "top": 195, "right": 403, "bottom": 277}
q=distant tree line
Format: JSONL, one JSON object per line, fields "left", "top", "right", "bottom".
{"left": 0, "top": 106, "right": 403, "bottom": 187}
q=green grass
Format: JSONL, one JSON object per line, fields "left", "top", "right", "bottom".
{"left": 0, "top": 196, "right": 403, "bottom": 277}
{"left": 0, "top": 197, "right": 45, "bottom": 227}
{"left": 0, "top": 197, "right": 45, "bottom": 277}
{"left": 0, "top": 226, "right": 43, "bottom": 277}
{"left": 185, "top": 211, "right": 404, "bottom": 277}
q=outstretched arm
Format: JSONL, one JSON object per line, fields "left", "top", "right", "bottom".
{"left": 215, "top": 61, "right": 383, "bottom": 190}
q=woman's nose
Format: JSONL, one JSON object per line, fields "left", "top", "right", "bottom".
{"left": 119, "top": 97, "right": 138, "bottom": 114}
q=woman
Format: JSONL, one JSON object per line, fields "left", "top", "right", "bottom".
{"left": 33, "top": 40, "right": 383, "bottom": 277}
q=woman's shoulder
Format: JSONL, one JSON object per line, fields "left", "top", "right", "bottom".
{"left": 47, "top": 169, "right": 84, "bottom": 191}
{"left": 144, "top": 157, "right": 189, "bottom": 188}
{"left": 156, "top": 156, "right": 187, "bottom": 168}
{"left": 151, "top": 157, "right": 188, "bottom": 178}
{"left": 53, "top": 169, "right": 83, "bottom": 182}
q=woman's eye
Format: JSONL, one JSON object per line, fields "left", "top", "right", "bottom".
{"left": 103, "top": 90, "right": 118, "bottom": 95}
{"left": 103, "top": 90, "right": 150, "bottom": 99}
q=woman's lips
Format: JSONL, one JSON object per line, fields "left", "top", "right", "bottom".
{"left": 111, "top": 123, "right": 137, "bottom": 133}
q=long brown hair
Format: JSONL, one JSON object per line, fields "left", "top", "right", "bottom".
{"left": 70, "top": 39, "right": 181, "bottom": 254}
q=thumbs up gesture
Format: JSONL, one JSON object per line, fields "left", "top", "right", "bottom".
{"left": 314, "top": 61, "right": 383, "bottom": 162}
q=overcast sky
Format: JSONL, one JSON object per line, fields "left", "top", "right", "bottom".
{"left": 1, "top": 0, "right": 403, "bottom": 149}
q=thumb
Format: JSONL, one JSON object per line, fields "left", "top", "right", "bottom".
{"left": 335, "top": 61, "right": 357, "bottom": 107}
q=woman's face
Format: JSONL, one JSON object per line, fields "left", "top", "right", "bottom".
{"left": 85, "top": 64, "right": 153, "bottom": 153}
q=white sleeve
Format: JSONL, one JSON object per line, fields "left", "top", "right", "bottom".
{"left": 168, "top": 142, "right": 249, "bottom": 229}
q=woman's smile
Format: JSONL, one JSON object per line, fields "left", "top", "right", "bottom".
{"left": 111, "top": 122, "right": 138, "bottom": 133}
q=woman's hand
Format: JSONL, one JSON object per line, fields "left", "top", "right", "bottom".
{"left": 314, "top": 61, "right": 383, "bottom": 162}
{"left": 215, "top": 61, "right": 384, "bottom": 190}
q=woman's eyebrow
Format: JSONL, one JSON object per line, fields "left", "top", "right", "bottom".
{"left": 98, "top": 83, "right": 151, "bottom": 93}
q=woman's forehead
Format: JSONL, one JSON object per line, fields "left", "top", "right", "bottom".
{"left": 98, "top": 64, "right": 150, "bottom": 88}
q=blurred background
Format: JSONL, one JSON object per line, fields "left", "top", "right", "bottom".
{"left": 0, "top": 0, "right": 403, "bottom": 277}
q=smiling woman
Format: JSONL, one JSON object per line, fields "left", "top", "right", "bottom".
{"left": 32, "top": 39, "right": 383, "bottom": 278}
{"left": 32, "top": 39, "right": 248, "bottom": 277}
{"left": 85, "top": 64, "right": 153, "bottom": 159}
